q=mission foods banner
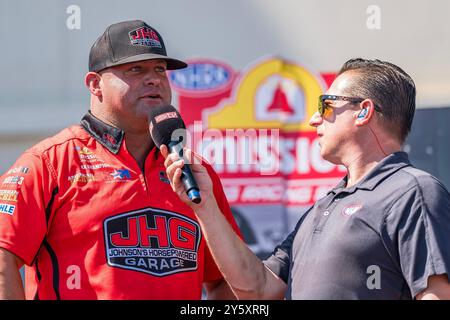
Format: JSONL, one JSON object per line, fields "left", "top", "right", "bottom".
{"left": 169, "top": 57, "right": 345, "bottom": 207}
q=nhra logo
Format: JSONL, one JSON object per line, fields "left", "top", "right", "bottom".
{"left": 169, "top": 59, "right": 234, "bottom": 94}
{"left": 104, "top": 207, "right": 201, "bottom": 276}
{"left": 129, "top": 27, "right": 162, "bottom": 48}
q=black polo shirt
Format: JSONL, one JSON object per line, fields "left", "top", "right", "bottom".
{"left": 264, "top": 152, "right": 450, "bottom": 299}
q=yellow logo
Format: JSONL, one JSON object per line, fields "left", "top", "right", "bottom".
{"left": 0, "top": 190, "right": 19, "bottom": 202}
{"left": 68, "top": 173, "right": 95, "bottom": 185}
{"left": 204, "top": 56, "right": 325, "bottom": 132}
{"left": 78, "top": 147, "right": 93, "bottom": 155}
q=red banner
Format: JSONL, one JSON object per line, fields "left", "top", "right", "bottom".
{"left": 169, "top": 57, "right": 344, "bottom": 206}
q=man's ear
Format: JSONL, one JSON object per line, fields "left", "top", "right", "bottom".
{"left": 355, "top": 99, "right": 375, "bottom": 126}
{"left": 85, "top": 72, "right": 102, "bottom": 97}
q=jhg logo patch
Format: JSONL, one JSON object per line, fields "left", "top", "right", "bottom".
{"left": 104, "top": 207, "right": 201, "bottom": 276}
{"left": 128, "top": 27, "right": 162, "bottom": 48}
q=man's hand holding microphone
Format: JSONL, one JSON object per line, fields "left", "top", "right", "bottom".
{"left": 148, "top": 104, "right": 216, "bottom": 213}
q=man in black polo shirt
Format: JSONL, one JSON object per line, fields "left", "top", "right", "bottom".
{"left": 162, "top": 58, "right": 450, "bottom": 299}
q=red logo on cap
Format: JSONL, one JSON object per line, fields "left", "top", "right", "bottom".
{"left": 129, "top": 27, "right": 162, "bottom": 48}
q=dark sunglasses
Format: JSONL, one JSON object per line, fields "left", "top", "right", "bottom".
{"left": 318, "top": 94, "right": 382, "bottom": 116}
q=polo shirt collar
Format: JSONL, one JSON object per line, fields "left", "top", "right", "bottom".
{"left": 329, "top": 151, "right": 411, "bottom": 195}
{"left": 80, "top": 111, "right": 125, "bottom": 154}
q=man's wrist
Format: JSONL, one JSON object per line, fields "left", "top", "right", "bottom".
{"left": 193, "top": 194, "right": 218, "bottom": 217}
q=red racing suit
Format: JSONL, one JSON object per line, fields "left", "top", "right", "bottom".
{"left": 0, "top": 112, "right": 240, "bottom": 299}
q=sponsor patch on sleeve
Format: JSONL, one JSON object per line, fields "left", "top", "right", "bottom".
{"left": 0, "top": 190, "right": 19, "bottom": 202}
{"left": 2, "top": 175, "right": 25, "bottom": 186}
{"left": 0, "top": 203, "right": 16, "bottom": 215}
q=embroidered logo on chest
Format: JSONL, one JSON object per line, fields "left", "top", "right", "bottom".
{"left": 341, "top": 204, "right": 363, "bottom": 217}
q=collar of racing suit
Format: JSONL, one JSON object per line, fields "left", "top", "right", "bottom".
{"left": 80, "top": 111, "right": 125, "bottom": 154}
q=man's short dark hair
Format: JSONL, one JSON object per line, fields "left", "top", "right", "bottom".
{"left": 338, "top": 58, "right": 416, "bottom": 143}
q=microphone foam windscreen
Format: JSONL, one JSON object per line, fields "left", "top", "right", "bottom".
{"left": 148, "top": 105, "right": 186, "bottom": 148}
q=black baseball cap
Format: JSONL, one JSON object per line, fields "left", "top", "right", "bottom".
{"left": 89, "top": 20, "right": 187, "bottom": 72}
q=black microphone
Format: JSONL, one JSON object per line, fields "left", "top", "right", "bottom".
{"left": 148, "top": 105, "right": 201, "bottom": 204}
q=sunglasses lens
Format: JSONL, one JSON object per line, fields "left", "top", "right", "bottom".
{"left": 318, "top": 99, "right": 331, "bottom": 116}
{"left": 318, "top": 98, "right": 324, "bottom": 115}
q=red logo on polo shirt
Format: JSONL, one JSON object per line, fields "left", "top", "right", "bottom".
{"left": 342, "top": 204, "right": 363, "bottom": 217}
{"left": 104, "top": 207, "right": 201, "bottom": 276}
